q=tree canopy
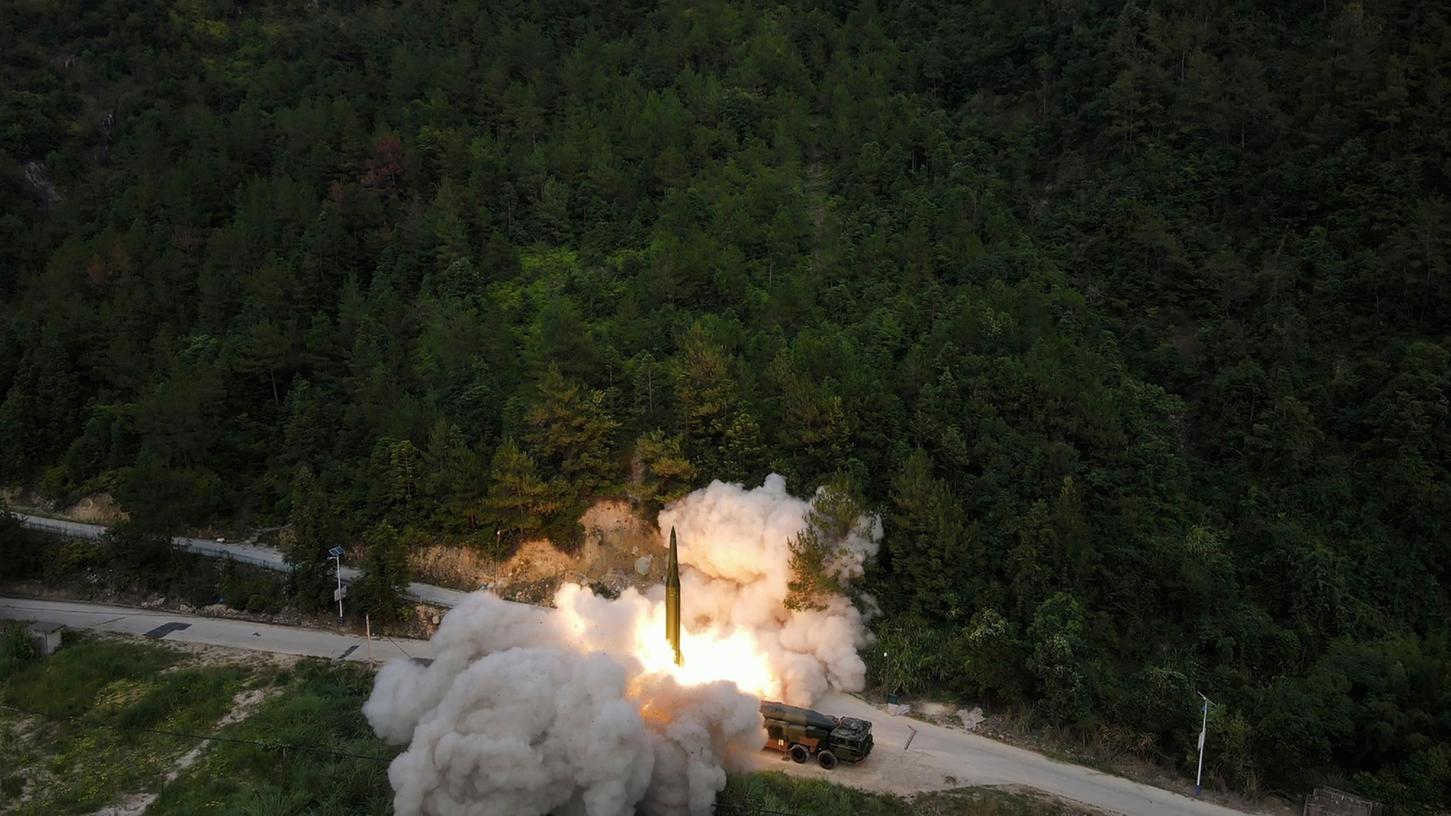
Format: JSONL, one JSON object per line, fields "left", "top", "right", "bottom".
{"left": 2, "top": 0, "right": 1448, "bottom": 808}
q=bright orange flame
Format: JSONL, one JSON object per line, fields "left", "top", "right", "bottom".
{"left": 635, "top": 609, "right": 778, "bottom": 699}
{"left": 554, "top": 586, "right": 779, "bottom": 700}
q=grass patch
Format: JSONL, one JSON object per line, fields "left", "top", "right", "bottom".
{"left": 0, "top": 633, "right": 249, "bottom": 815}
{"left": 2, "top": 633, "right": 1088, "bottom": 816}
{"left": 0, "top": 623, "right": 42, "bottom": 680}
{"left": 0, "top": 632, "right": 396, "bottom": 816}
{"left": 719, "top": 772, "right": 1088, "bottom": 815}
{"left": 720, "top": 772, "right": 913, "bottom": 814}
{"left": 149, "top": 658, "right": 396, "bottom": 816}
{"left": 2, "top": 633, "right": 182, "bottom": 715}
{"left": 916, "top": 787, "right": 1097, "bottom": 815}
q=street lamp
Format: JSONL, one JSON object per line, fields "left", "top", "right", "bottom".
{"left": 328, "top": 546, "right": 346, "bottom": 621}
{"left": 1194, "top": 691, "right": 1212, "bottom": 798}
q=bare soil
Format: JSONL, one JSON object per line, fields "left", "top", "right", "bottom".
{"left": 162, "top": 687, "right": 275, "bottom": 783}
{"left": 63, "top": 493, "right": 128, "bottom": 525}
{"left": 408, "top": 499, "right": 666, "bottom": 603}
{"left": 89, "top": 675, "right": 279, "bottom": 816}
{"left": 1, "top": 713, "right": 53, "bottom": 811}
{"left": 410, "top": 541, "right": 496, "bottom": 590}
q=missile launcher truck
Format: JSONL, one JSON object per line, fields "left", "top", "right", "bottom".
{"left": 759, "top": 701, "right": 873, "bottom": 769}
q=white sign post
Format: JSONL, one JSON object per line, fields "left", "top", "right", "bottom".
{"left": 1194, "top": 692, "right": 1211, "bottom": 798}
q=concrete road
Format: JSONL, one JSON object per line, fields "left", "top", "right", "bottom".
{"left": 14, "top": 513, "right": 469, "bottom": 608}
{"left": 0, "top": 596, "right": 432, "bottom": 663}
{"left": 745, "top": 692, "right": 1255, "bottom": 816}
{"left": 2, "top": 595, "right": 1256, "bottom": 816}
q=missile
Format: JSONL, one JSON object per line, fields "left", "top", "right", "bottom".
{"left": 665, "top": 526, "right": 682, "bottom": 666}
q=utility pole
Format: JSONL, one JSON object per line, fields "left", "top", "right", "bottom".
{"left": 1194, "top": 692, "right": 1212, "bottom": 798}
{"left": 328, "top": 546, "right": 346, "bottom": 622}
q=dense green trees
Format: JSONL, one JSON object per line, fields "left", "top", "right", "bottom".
{"left": 99, "top": 520, "right": 176, "bottom": 581}
{"left": 351, "top": 522, "right": 413, "bottom": 625}
{"left": 284, "top": 467, "right": 340, "bottom": 612}
{"left": 2, "top": 0, "right": 1448, "bottom": 808}
{"left": 0, "top": 507, "right": 41, "bottom": 581}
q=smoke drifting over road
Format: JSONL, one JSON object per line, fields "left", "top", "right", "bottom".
{"left": 364, "top": 475, "right": 880, "bottom": 816}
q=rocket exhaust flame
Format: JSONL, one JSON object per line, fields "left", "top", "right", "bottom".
{"left": 364, "top": 475, "right": 881, "bottom": 816}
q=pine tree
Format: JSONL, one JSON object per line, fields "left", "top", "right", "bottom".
{"left": 1027, "top": 592, "right": 1092, "bottom": 726}
{"left": 524, "top": 365, "right": 620, "bottom": 493}
{"left": 352, "top": 521, "right": 412, "bottom": 623}
{"left": 674, "top": 324, "right": 763, "bottom": 481}
{"left": 786, "top": 478, "right": 871, "bottom": 611}
{"left": 283, "top": 467, "right": 336, "bottom": 612}
{"left": 883, "top": 448, "right": 970, "bottom": 622}
{"left": 631, "top": 430, "right": 696, "bottom": 508}
{"left": 483, "top": 437, "right": 559, "bottom": 543}
{"left": 367, "top": 439, "right": 426, "bottom": 527}
{"left": 424, "top": 419, "right": 483, "bottom": 531}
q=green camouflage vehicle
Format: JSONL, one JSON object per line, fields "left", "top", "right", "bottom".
{"left": 759, "top": 701, "right": 873, "bottom": 769}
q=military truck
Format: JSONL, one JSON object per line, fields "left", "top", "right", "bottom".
{"left": 759, "top": 701, "right": 873, "bottom": 769}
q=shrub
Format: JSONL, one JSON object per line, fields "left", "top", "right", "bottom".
{"left": 0, "top": 623, "right": 42, "bottom": 680}
{"left": 0, "top": 509, "right": 44, "bottom": 580}
{"left": 101, "top": 520, "right": 176, "bottom": 579}
{"left": 219, "top": 559, "right": 286, "bottom": 613}
{"left": 352, "top": 522, "right": 412, "bottom": 623}
{"left": 866, "top": 615, "right": 947, "bottom": 696}
{"left": 172, "top": 554, "right": 221, "bottom": 607}
{"left": 47, "top": 537, "right": 106, "bottom": 578}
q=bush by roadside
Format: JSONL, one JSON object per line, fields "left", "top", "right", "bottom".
{"left": 3, "top": 522, "right": 289, "bottom": 616}
{"left": 0, "top": 623, "right": 40, "bottom": 680}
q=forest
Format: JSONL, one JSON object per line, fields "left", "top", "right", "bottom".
{"left": 1, "top": 0, "right": 1448, "bottom": 809}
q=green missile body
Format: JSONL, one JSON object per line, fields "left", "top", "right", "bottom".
{"left": 666, "top": 526, "right": 682, "bottom": 666}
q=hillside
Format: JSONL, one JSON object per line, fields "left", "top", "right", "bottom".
{"left": 1, "top": 0, "right": 1447, "bottom": 809}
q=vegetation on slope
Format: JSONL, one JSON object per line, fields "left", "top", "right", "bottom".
{"left": 1, "top": 631, "right": 1071, "bottom": 816}
{"left": 2, "top": 0, "right": 1448, "bottom": 808}
{"left": 1, "top": 631, "right": 254, "bottom": 814}
{"left": 719, "top": 773, "right": 1090, "bottom": 816}
{"left": 0, "top": 630, "right": 393, "bottom": 815}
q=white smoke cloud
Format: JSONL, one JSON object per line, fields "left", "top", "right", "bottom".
{"left": 364, "top": 475, "right": 880, "bottom": 816}
{"left": 660, "top": 474, "right": 880, "bottom": 703}
{"left": 365, "top": 591, "right": 760, "bottom": 816}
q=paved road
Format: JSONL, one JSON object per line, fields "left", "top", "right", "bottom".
{"left": 1, "top": 595, "right": 1257, "bottom": 816}
{"left": 746, "top": 693, "right": 1256, "bottom": 816}
{"left": 14, "top": 513, "right": 468, "bottom": 608}
{"left": 0, "top": 596, "right": 431, "bottom": 663}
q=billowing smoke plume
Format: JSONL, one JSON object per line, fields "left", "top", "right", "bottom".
{"left": 364, "top": 592, "right": 758, "bottom": 816}
{"left": 364, "top": 475, "right": 880, "bottom": 816}
{"left": 659, "top": 473, "right": 881, "bottom": 704}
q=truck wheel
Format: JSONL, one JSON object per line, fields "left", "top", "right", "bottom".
{"left": 817, "top": 750, "right": 838, "bottom": 770}
{"left": 788, "top": 744, "right": 809, "bottom": 764}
